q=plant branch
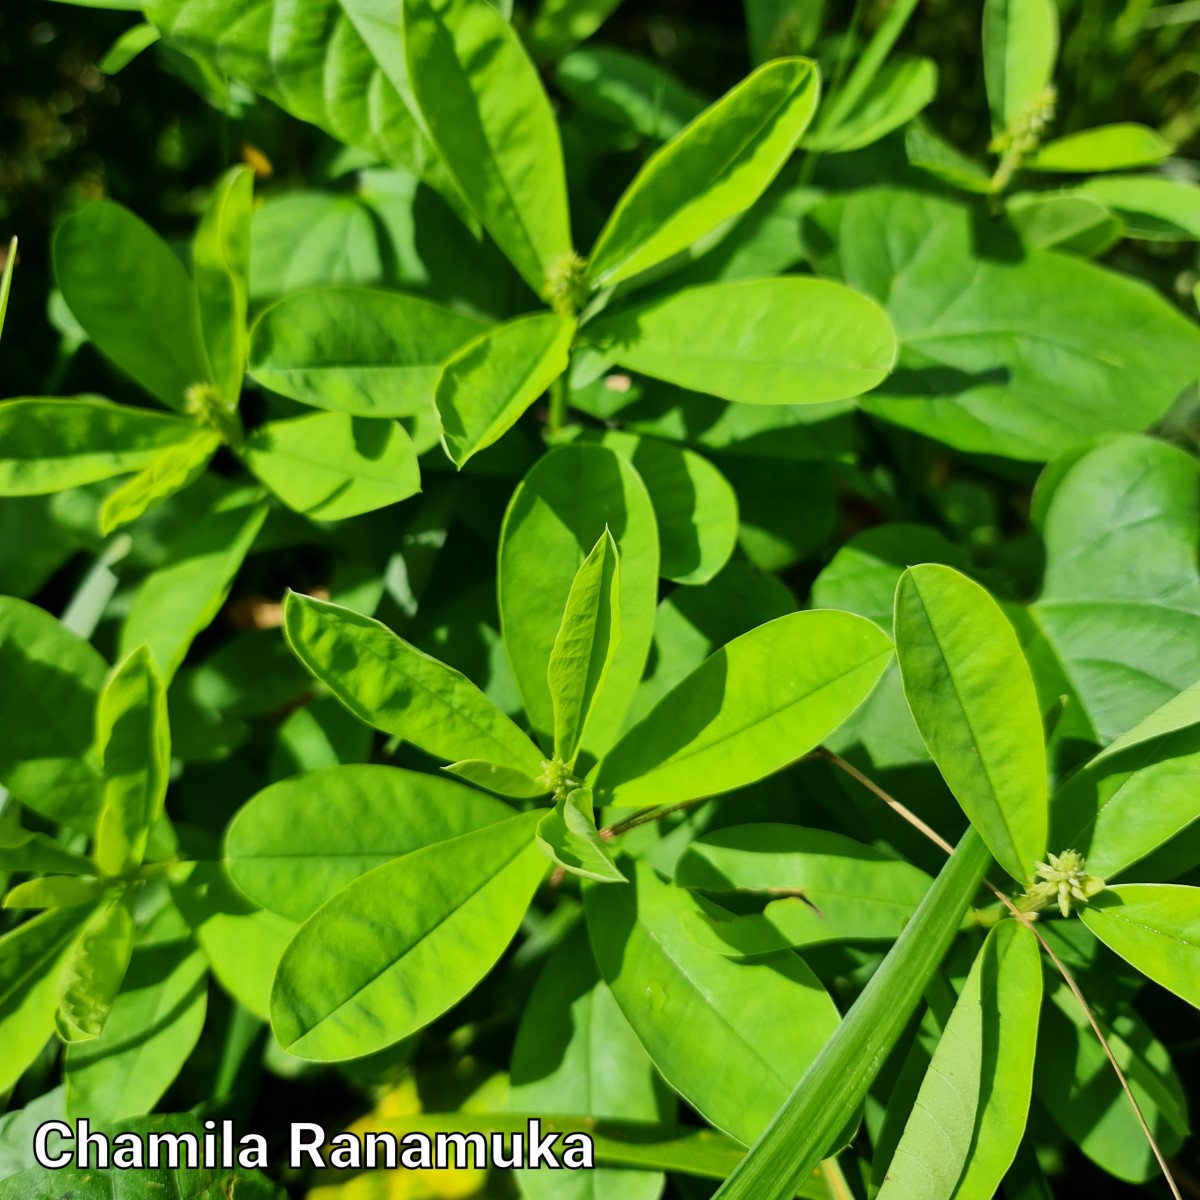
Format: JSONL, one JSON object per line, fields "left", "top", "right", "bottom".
{"left": 821, "top": 746, "right": 1183, "bottom": 1200}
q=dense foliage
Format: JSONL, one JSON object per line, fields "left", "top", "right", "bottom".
{"left": 1, "top": 0, "right": 1199, "bottom": 1197}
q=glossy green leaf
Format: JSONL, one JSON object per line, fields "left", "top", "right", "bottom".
{"left": 0, "top": 597, "right": 106, "bottom": 827}
{"left": 1028, "top": 124, "right": 1173, "bottom": 173}
{"left": 98, "top": 430, "right": 222, "bottom": 536}
{"left": 54, "top": 202, "right": 212, "bottom": 410}
{"left": 585, "top": 860, "right": 840, "bottom": 1145}
{"left": 248, "top": 287, "right": 487, "bottom": 418}
{"left": 877, "top": 921, "right": 1041, "bottom": 1200}
{"left": 4, "top": 877, "right": 110, "bottom": 910}
{"left": 65, "top": 937, "right": 207, "bottom": 1121}
{"left": 1049, "top": 722, "right": 1200, "bottom": 881}
{"left": 676, "top": 825, "right": 933, "bottom": 951}
{"left": 193, "top": 165, "right": 253, "bottom": 403}
{"left": 242, "top": 412, "right": 420, "bottom": 520}
{"left": 271, "top": 810, "right": 545, "bottom": 1059}
{"left": 56, "top": 893, "right": 135, "bottom": 1041}
{"left": 1081, "top": 885, "right": 1200, "bottom": 1007}
{"left": 402, "top": 0, "right": 572, "bottom": 294}
{"left": 0, "top": 908, "right": 92, "bottom": 1095}
{"left": 1031, "top": 436, "right": 1200, "bottom": 741}
{"left": 905, "top": 120, "right": 993, "bottom": 193}
{"left": 437, "top": 313, "right": 574, "bottom": 467}
{"left": 120, "top": 498, "right": 268, "bottom": 681}
{"left": 0, "top": 821, "right": 95, "bottom": 877}
{"left": 499, "top": 443, "right": 659, "bottom": 757}
{"left": 805, "top": 188, "right": 1200, "bottom": 459}
{"left": 595, "top": 609, "right": 893, "bottom": 808}
{"left": 526, "top": 0, "right": 625, "bottom": 61}
{"left": 92, "top": 647, "right": 170, "bottom": 876}
{"left": 283, "top": 591, "right": 546, "bottom": 776}
{"left": 1079, "top": 174, "right": 1200, "bottom": 240}
{"left": 596, "top": 430, "right": 738, "bottom": 585}
{"left": 557, "top": 47, "right": 703, "bottom": 140}
{"left": 443, "top": 759, "right": 546, "bottom": 798}
{"left": 548, "top": 530, "right": 621, "bottom": 763}
{"left": 509, "top": 926, "right": 668, "bottom": 1200}
{"left": 146, "top": 0, "right": 435, "bottom": 179}
{"left": 0, "top": 398, "right": 199, "bottom": 496}
{"left": 711, "top": 829, "right": 992, "bottom": 1200}
{"left": 805, "top": 57, "right": 936, "bottom": 153}
{"left": 536, "top": 788, "right": 624, "bottom": 882}
{"left": 225, "top": 763, "right": 513, "bottom": 921}
{"left": 895, "top": 565, "right": 1046, "bottom": 883}
{"left": 1035, "top": 982, "right": 1187, "bottom": 1182}
{"left": 169, "top": 862, "right": 295, "bottom": 1020}
{"left": 587, "top": 58, "right": 819, "bottom": 288}
{"left": 585, "top": 278, "right": 896, "bottom": 406}
{"left": 982, "top": 0, "right": 1058, "bottom": 134}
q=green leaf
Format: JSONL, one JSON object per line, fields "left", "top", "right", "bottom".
{"left": 1004, "top": 192, "right": 1121, "bottom": 256}
{"left": 536, "top": 787, "right": 625, "bottom": 882}
{"left": 1028, "top": 124, "right": 1173, "bottom": 173}
{"left": 804, "top": 188, "right": 1200, "bottom": 459}
{"left": 556, "top": 47, "right": 704, "bottom": 140}
{"left": 595, "top": 609, "right": 893, "bottom": 808}
{"left": 1081, "top": 885, "right": 1200, "bottom": 1007}
{"left": 596, "top": 430, "right": 738, "bottom": 585}
{"left": 585, "top": 278, "right": 897, "bottom": 406}
{"left": 982, "top": 0, "right": 1058, "bottom": 134}
{"left": 676, "top": 825, "right": 933, "bottom": 951}
{"left": 98, "top": 22, "right": 161, "bottom": 73}
{"left": 242, "top": 412, "right": 420, "bottom": 520}
{"left": 0, "top": 236, "right": 16, "bottom": 340}
{"left": 1030, "top": 436, "right": 1200, "bottom": 741}
{"left": 587, "top": 58, "right": 818, "bottom": 289}
{"left": 54, "top": 201, "right": 212, "bottom": 410}
{"left": 709, "top": 829, "right": 992, "bottom": 1200}
{"left": 169, "top": 863, "right": 295, "bottom": 1020}
{"left": 146, "top": 0, "right": 435, "bottom": 179}
{"left": 98, "top": 429, "right": 221, "bottom": 536}
{"left": 500, "top": 443, "right": 659, "bottom": 757}
{"left": 283, "top": 591, "right": 546, "bottom": 776}
{"left": 905, "top": 120, "right": 993, "bottom": 193}
{"left": 65, "top": 937, "right": 207, "bottom": 1121}
{"left": 225, "top": 763, "right": 514, "bottom": 921}
{"left": 0, "top": 908, "right": 92, "bottom": 1095}
{"left": 402, "top": 0, "right": 572, "bottom": 294}
{"left": 509, "top": 925, "right": 668, "bottom": 1200}
{"left": 248, "top": 287, "right": 487, "bottom": 418}
{"left": 193, "top": 165, "right": 253, "bottom": 404}
{"left": 56, "top": 892, "right": 135, "bottom": 1041}
{"left": 805, "top": 57, "right": 936, "bottom": 154}
{"left": 443, "top": 759, "right": 546, "bottom": 798}
{"left": 586, "top": 860, "right": 839, "bottom": 1145}
{"left": 4, "top": 878, "right": 109, "bottom": 910}
{"left": 1035, "top": 981, "right": 1187, "bottom": 1182}
{"left": 1049, "top": 722, "right": 1200, "bottom": 881}
{"left": 894, "top": 564, "right": 1047, "bottom": 884}
{"left": 876, "top": 921, "right": 1041, "bottom": 1200}
{"left": 0, "top": 398, "right": 199, "bottom": 496}
{"left": 0, "top": 597, "right": 106, "bottom": 826}
{"left": 120, "top": 498, "right": 268, "bottom": 681}
{"left": 548, "top": 530, "right": 621, "bottom": 763}
{"left": 436, "top": 312, "right": 574, "bottom": 468}
{"left": 0, "top": 821, "right": 95, "bottom": 877}
{"left": 1079, "top": 174, "right": 1200, "bottom": 240}
{"left": 272, "top": 810, "right": 545, "bottom": 1059}
{"left": 92, "top": 647, "right": 170, "bottom": 876}
{"left": 745, "top": 0, "right": 823, "bottom": 61}
{"left": 526, "top": 0, "right": 625, "bottom": 61}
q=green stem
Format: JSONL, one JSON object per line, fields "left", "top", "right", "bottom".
{"left": 712, "top": 827, "right": 993, "bottom": 1200}
{"left": 547, "top": 374, "right": 569, "bottom": 437}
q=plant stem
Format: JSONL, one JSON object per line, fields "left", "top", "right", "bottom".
{"left": 547, "top": 375, "right": 569, "bottom": 436}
